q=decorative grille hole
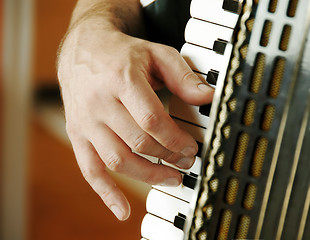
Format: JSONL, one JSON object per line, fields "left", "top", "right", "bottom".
{"left": 225, "top": 177, "right": 239, "bottom": 205}
{"left": 279, "top": 25, "right": 292, "bottom": 51}
{"left": 203, "top": 204, "right": 213, "bottom": 220}
{"left": 228, "top": 98, "right": 237, "bottom": 112}
{"left": 216, "top": 152, "right": 225, "bottom": 167}
{"left": 209, "top": 178, "right": 219, "bottom": 193}
{"left": 268, "top": 0, "right": 278, "bottom": 13}
{"left": 246, "top": 18, "right": 255, "bottom": 32}
{"left": 222, "top": 125, "right": 231, "bottom": 139}
{"left": 243, "top": 184, "right": 257, "bottom": 210}
{"left": 250, "top": 53, "right": 265, "bottom": 94}
{"left": 268, "top": 57, "right": 286, "bottom": 98}
{"left": 243, "top": 99, "right": 256, "bottom": 126}
{"left": 235, "top": 215, "right": 251, "bottom": 239}
{"left": 260, "top": 20, "right": 272, "bottom": 47}
{"left": 198, "top": 230, "right": 207, "bottom": 240}
{"left": 251, "top": 137, "right": 269, "bottom": 177}
{"left": 232, "top": 132, "right": 250, "bottom": 172}
{"left": 234, "top": 71, "right": 243, "bottom": 86}
{"left": 217, "top": 210, "right": 232, "bottom": 240}
{"left": 261, "top": 104, "right": 276, "bottom": 131}
{"left": 287, "top": 0, "right": 299, "bottom": 17}
{"left": 240, "top": 44, "right": 248, "bottom": 59}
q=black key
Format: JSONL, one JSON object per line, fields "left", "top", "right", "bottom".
{"left": 183, "top": 174, "right": 197, "bottom": 189}
{"left": 213, "top": 39, "right": 228, "bottom": 55}
{"left": 196, "top": 141, "right": 203, "bottom": 157}
{"left": 222, "top": 0, "right": 240, "bottom": 13}
{"left": 174, "top": 213, "right": 186, "bottom": 230}
{"left": 199, "top": 103, "right": 212, "bottom": 117}
{"left": 206, "top": 70, "right": 219, "bottom": 85}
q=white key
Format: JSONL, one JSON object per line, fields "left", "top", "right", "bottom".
{"left": 190, "top": 0, "right": 241, "bottom": 29}
{"left": 153, "top": 177, "right": 198, "bottom": 203}
{"left": 169, "top": 95, "right": 209, "bottom": 128}
{"left": 162, "top": 156, "right": 202, "bottom": 176}
{"left": 185, "top": 18, "right": 234, "bottom": 49}
{"left": 173, "top": 118, "right": 206, "bottom": 143}
{"left": 136, "top": 152, "right": 159, "bottom": 164}
{"left": 181, "top": 42, "right": 232, "bottom": 75}
{"left": 141, "top": 214, "right": 184, "bottom": 240}
{"left": 140, "top": 0, "right": 156, "bottom": 7}
{"left": 146, "top": 189, "right": 190, "bottom": 223}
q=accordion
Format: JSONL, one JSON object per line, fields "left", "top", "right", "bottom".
{"left": 140, "top": 0, "right": 310, "bottom": 239}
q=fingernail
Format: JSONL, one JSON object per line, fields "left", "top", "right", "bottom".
{"left": 111, "top": 205, "right": 124, "bottom": 220}
{"left": 176, "top": 157, "right": 195, "bottom": 169}
{"left": 181, "top": 146, "right": 197, "bottom": 157}
{"left": 198, "top": 83, "right": 214, "bottom": 91}
{"left": 161, "top": 177, "right": 181, "bottom": 187}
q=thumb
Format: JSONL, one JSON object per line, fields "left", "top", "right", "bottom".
{"left": 151, "top": 44, "right": 214, "bottom": 106}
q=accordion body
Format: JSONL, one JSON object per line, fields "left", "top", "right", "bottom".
{"left": 141, "top": 0, "right": 310, "bottom": 239}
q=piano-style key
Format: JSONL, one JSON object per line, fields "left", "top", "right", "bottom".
{"left": 141, "top": 214, "right": 184, "bottom": 240}
{"left": 146, "top": 189, "right": 190, "bottom": 224}
{"left": 185, "top": 18, "right": 234, "bottom": 51}
{"left": 190, "top": 0, "right": 241, "bottom": 28}
{"left": 169, "top": 95, "right": 210, "bottom": 128}
{"left": 136, "top": 152, "right": 159, "bottom": 164}
{"left": 181, "top": 42, "right": 233, "bottom": 76}
{"left": 161, "top": 156, "right": 202, "bottom": 176}
{"left": 173, "top": 117, "right": 206, "bottom": 144}
{"left": 153, "top": 169, "right": 200, "bottom": 203}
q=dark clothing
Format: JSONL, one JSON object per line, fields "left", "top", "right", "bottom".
{"left": 143, "top": 0, "right": 191, "bottom": 51}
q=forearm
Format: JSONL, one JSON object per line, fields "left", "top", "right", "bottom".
{"left": 69, "top": 0, "right": 144, "bottom": 36}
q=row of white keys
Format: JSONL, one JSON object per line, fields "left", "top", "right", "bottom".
{"left": 146, "top": 189, "right": 190, "bottom": 225}
{"left": 141, "top": 1, "right": 241, "bottom": 238}
{"left": 169, "top": 95, "right": 210, "bottom": 128}
{"left": 185, "top": 18, "right": 234, "bottom": 51}
{"left": 190, "top": 0, "right": 241, "bottom": 29}
{"left": 141, "top": 214, "right": 184, "bottom": 240}
{"left": 181, "top": 42, "right": 233, "bottom": 77}
{"left": 153, "top": 156, "right": 201, "bottom": 203}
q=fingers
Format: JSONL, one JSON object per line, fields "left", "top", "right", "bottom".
{"left": 118, "top": 77, "right": 198, "bottom": 169}
{"left": 101, "top": 100, "right": 184, "bottom": 164}
{"left": 88, "top": 123, "right": 182, "bottom": 185}
{"left": 69, "top": 135, "right": 130, "bottom": 221}
{"left": 151, "top": 44, "right": 214, "bottom": 106}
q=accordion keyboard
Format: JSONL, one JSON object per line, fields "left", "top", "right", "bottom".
{"left": 141, "top": 1, "right": 242, "bottom": 239}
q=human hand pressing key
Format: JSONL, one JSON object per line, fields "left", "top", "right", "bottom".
{"left": 57, "top": 0, "right": 214, "bottom": 221}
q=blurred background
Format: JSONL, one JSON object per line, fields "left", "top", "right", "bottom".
{"left": 1, "top": 1, "right": 149, "bottom": 239}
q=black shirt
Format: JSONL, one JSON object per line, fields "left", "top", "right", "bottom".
{"left": 143, "top": 0, "right": 191, "bottom": 51}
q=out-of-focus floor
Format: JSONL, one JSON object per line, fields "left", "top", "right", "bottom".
{"left": 28, "top": 0, "right": 146, "bottom": 239}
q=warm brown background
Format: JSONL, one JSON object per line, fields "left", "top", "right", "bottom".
{"left": 29, "top": 0, "right": 146, "bottom": 239}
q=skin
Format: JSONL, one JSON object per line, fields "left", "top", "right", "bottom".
{"left": 57, "top": 0, "right": 214, "bottom": 221}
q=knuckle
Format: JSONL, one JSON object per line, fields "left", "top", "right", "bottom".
{"left": 105, "top": 153, "right": 124, "bottom": 172}
{"left": 181, "top": 71, "right": 197, "bottom": 83}
{"left": 163, "top": 136, "right": 180, "bottom": 151}
{"left": 99, "top": 187, "right": 114, "bottom": 203}
{"left": 131, "top": 133, "right": 151, "bottom": 153}
{"left": 65, "top": 122, "right": 79, "bottom": 139}
{"left": 80, "top": 167, "right": 97, "bottom": 185}
{"left": 145, "top": 172, "right": 159, "bottom": 185}
{"left": 164, "top": 45, "right": 178, "bottom": 55}
{"left": 139, "top": 111, "right": 160, "bottom": 131}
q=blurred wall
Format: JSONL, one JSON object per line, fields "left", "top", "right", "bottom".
{"left": 29, "top": 0, "right": 147, "bottom": 239}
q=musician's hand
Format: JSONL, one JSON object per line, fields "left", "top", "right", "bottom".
{"left": 58, "top": 20, "right": 214, "bottom": 221}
